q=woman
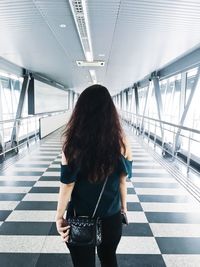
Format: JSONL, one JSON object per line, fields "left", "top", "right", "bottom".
{"left": 56, "top": 84, "right": 133, "bottom": 267}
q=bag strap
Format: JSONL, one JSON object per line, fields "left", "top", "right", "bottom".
{"left": 91, "top": 176, "right": 108, "bottom": 218}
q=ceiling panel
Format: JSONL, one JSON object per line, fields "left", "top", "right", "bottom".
{"left": 100, "top": 0, "right": 200, "bottom": 93}
{"left": 0, "top": 0, "right": 89, "bottom": 90}
{"left": 0, "top": 0, "right": 200, "bottom": 95}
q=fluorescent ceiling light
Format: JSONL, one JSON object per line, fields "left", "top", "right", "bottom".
{"left": 89, "top": 70, "right": 96, "bottom": 78}
{"left": 69, "top": 0, "right": 93, "bottom": 62}
{"left": 59, "top": 24, "right": 66, "bottom": 28}
{"left": 85, "top": 51, "right": 93, "bottom": 62}
{"left": 89, "top": 69, "right": 97, "bottom": 84}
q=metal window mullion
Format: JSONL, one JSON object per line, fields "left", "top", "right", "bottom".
{"left": 69, "top": 90, "right": 73, "bottom": 110}
{"left": 72, "top": 91, "right": 75, "bottom": 109}
{"left": 121, "top": 92, "right": 123, "bottom": 110}
{"left": 180, "top": 72, "right": 187, "bottom": 120}
{"left": 69, "top": 90, "right": 71, "bottom": 109}
{"left": 10, "top": 79, "right": 15, "bottom": 119}
{"left": 134, "top": 84, "right": 139, "bottom": 116}
{"left": 122, "top": 91, "right": 124, "bottom": 110}
{"left": 162, "top": 82, "right": 168, "bottom": 120}
{"left": 120, "top": 92, "right": 122, "bottom": 110}
{"left": 123, "top": 90, "right": 126, "bottom": 119}
{"left": 133, "top": 84, "right": 139, "bottom": 130}
{"left": 171, "top": 80, "right": 176, "bottom": 115}
{"left": 165, "top": 79, "right": 172, "bottom": 121}
{"left": 116, "top": 94, "right": 119, "bottom": 108}
{"left": 67, "top": 90, "right": 70, "bottom": 110}
{"left": 0, "top": 78, "right": 4, "bottom": 122}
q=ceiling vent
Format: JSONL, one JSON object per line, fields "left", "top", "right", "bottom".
{"left": 69, "top": 0, "right": 93, "bottom": 62}
{"left": 76, "top": 60, "right": 105, "bottom": 67}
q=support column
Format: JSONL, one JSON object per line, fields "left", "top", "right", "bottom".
{"left": 10, "top": 79, "right": 15, "bottom": 118}
{"left": 72, "top": 91, "right": 75, "bottom": 109}
{"left": 28, "top": 77, "right": 35, "bottom": 115}
{"left": 129, "top": 87, "right": 133, "bottom": 112}
{"left": 120, "top": 91, "right": 123, "bottom": 110}
{"left": 11, "top": 74, "right": 30, "bottom": 147}
{"left": 117, "top": 94, "right": 119, "bottom": 108}
{"left": 152, "top": 73, "right": 164, "bottom": 139}
{"left": 67, "top": 90, "right": 70, "bottom": 110}
{"left": 133, "top": 83, "right": 139, "bottom": 131}
{"left": 125, "top": 89, "right": 129, "bottom": 111}
{"left": 134, "top": 83, "right": 139, "bottom": 116}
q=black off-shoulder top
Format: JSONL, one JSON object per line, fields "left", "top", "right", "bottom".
{"left": 60, "top": 154, "right": 133, "bottom": 218}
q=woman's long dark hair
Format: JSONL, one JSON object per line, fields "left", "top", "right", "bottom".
{"left": 62, "top": 84, "right": 126, "bottom": 183}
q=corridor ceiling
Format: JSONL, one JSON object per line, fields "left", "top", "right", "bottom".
{"left": 0, "top": 0, "right": 200, "bottom": 95}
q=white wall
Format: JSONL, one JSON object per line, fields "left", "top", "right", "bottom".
{"left": 39, "top": 112, "right": 71, "bottom": 139}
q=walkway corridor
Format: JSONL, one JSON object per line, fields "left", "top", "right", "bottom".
{"left": 0, "top": 127, "right": 200, "bottom": 267}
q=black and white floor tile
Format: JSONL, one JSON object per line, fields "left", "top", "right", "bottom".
{"left": 0, "top": 128, "right": 200, "bottom": 267}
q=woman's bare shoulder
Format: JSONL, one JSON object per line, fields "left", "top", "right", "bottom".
{"left": 121, "top": 134, "right": 133, "bottom": 161}
{"left": 61, "top": 151, "right": 68, "bottom": 165}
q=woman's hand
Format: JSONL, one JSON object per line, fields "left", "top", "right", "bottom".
{"left": 56, "top": 217, "right": 70, "bottom": 242}
{"left": 121, "top": 206, "right": 127, "bottom": 213}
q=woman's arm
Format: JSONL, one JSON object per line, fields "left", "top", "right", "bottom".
{"left": 120, "top": 174, "right": 127, "bottom": 213}
{"left": 120, "top": 134, "right": 133, "bottom": 213}
{"left": 56, "top": 151, "right": 75, "bottom": 219}
{"left": 55, "top": 182, "right": 74, "bottom": 220}
{"left": 122, "top": 134, "right": 133, "bottom": 161}
{"left": 55, "top": 152, "right": 75, "bottom": 242}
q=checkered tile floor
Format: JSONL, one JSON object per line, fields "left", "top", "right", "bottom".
{"left": 0, "top": 127, "right": 200, "bottom": 267}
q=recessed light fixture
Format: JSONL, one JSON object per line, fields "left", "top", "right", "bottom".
{"left": 76, "top": 60, "right": 105, "bottom": 67}
{"left": 59, "top": 24, "right": 66, "bottom": 28}
{"left": 99, "top": 54, "right": 105, "bottom": 57}
{"left": 69, "top": 0, "right": 93, "bottom": 62}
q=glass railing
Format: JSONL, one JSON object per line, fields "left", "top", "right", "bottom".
{"left": 119, "top": 109, "right": 200, "bottom": 176}
{"left": 0, "top": 110, "right": 71, "bottom": 162}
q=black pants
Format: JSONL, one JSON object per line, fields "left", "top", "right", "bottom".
{"left": 66, "top": 211, "right": 122, "bottom": 267}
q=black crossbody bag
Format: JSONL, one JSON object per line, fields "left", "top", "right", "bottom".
{"left": 66, "top": 177, "right": 108, "bottom": 246}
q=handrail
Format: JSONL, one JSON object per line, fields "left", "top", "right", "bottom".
{"left": 0, "top": 109, "right": 69, "bottom": 124}
{"left": 119, "top": 109, "right": 200, "bottom": 135}
{"left": 140, "top": 117, "right": 199, "bottom": 144}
